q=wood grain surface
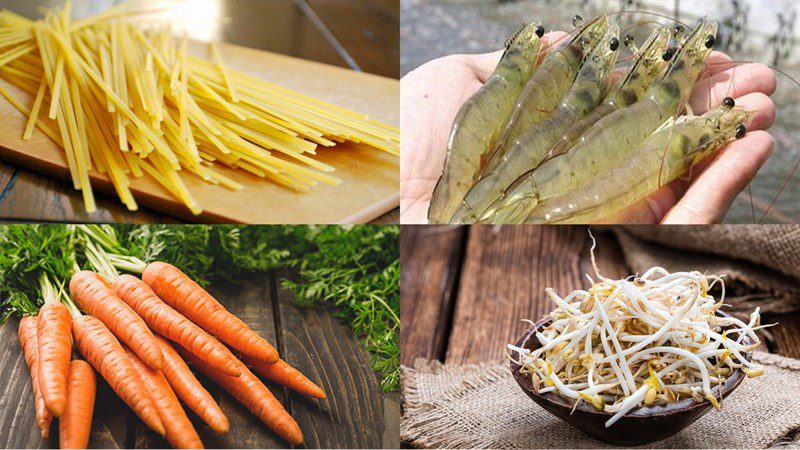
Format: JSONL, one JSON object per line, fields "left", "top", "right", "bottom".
{"left": 0, "top": 275, "right": 395, "bottom": 449}
{"left": 400, "top": 226, "right": 800, "bottom": 366}
{"left": 0, "top": 0, "right": 400, "bottom": 224}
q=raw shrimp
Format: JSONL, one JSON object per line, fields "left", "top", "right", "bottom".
{"left": 427, "top": 22, "right": 545, "bottom": 224}
{"left": 451, "top": 22, "right": 621, "bottom": 223}
{"left": 546, "top": 24, "right": 674, "bottom": 160}
{"left": 495, "top": 15, "right": 611, "bottom": 152}
{"left": 523, "top": 100, "right": 752, "bottom": 224}
{"left": 479, "top": 19, "right": 719, "bottom": 223}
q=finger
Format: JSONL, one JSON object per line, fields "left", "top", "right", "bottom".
{"left": 590, "top": 184, "right": 680, "bottom": 224}
{"left": 469, "top": 51, "right": 504, "bottom": 83}
{"left": 733, "top": 92, "right": 776, "bottom": 131}
{"left": 468, "top": 31, "right": 569, "bottom": 82}
{"left": 663, "top": 130, "right": 774, "bottom": 224}
{"left": 689, "top": 62, "right": 777, "bottom": 114}
{"left": 703, "top": 51, "right": 734, "bottom": 76}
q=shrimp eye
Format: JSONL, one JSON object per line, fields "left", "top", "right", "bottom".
{"left": 610, "top": 37, "right": 620, "bottom": 51}
{"left": 624, "top": 34, "right": 635, "bottom": 48}
{"left": 723, "top": 97, "right": 735, "bottom": 108}
{"left": 705, "top": 35, "right": 716, "bottom": 48}
{"left": 662, "top": 48, "right": 675, "bottom": 61}
{"left": 573, "top": 15, "right": 583, "bottom": 27}
{"left": 535, "top": 25, "right": 545, "bottom": 37}
{"left": 735, "top": 124, "right": 747, "bottom": 139}
{"left": 674, "top": 25, "right": 685, "bottom": 34}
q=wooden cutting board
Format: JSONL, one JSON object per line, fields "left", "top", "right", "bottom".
{"left": 0, "top": 41, "right": 399, "bottom": 224}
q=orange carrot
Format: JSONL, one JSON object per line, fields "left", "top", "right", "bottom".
{"left": 176, "top": 343, "right": 303, "bottom": 445}
{"left": 113, "top": 274, "right": 240, "bottom": 377}
{"left": 154, "top": 335, "right": 229, "bottom": 434}
{"left": 123, "top": 346, "right": 204, "bottom": 449}
{"left": 59, "top": 360, "right": 96, "bottom": 450}
{"left": 241, "top": 355, "right": 326, "bottom": 399}
{"left": 18, "top": 315, "right": 53, "bottom": 438}
{"left": 71, "top": 314, "right": 165, "bottom": 436}
{"left": 143, "top": 262, "right": 279, "bottom": 364}
{"left": 69, "top": 271, "right": 163, "bottom": 370}
{"left": 37, "top": 300, "right": 72, "bottom": 417}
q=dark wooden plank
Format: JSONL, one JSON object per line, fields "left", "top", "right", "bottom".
{"left": 0, "top": 162, "right": 16, "bottom": 197}
{"left": 273, "top": 270, "right": 395, "bottom": 448}
{"left": 0, "top": 170, "right": 174, "bottom": 224}
{"left": 306, "top": 0, "right": 400, "bottom": 78}
{"left": 400, "top": 225, "right": 466, "bottom": 365}
{"left": 132, "top": 276, "right": 285, "bottom": 449}
{"left": 444, "top": 226, "right": 628, "bottom": 364}
{"left": 0, "top": 317, "right": 48, "bottom": 449}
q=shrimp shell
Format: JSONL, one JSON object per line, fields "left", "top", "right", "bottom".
{"left": 427, "top": 22, "right": 544, "bottom": 224}
{"left": 494, "top": 15, "right": 611, "bottom": 159}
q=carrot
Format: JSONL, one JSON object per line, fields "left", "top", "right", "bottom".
{"left": 18, "top": 315, "right": 54, "bottom": 438}
{"left": 123, "top": 346, "right": 204, "bottom": 449}
{"left": 69, "top": 271, "right": 163, "bottom": 370}
{"left": 143, "top": 262, "right": 279, "bottom": 364}
{"left": 37, "top": 300, "right": 72, "bottom": 417}
{"left": 176, "top": 343, "right": 303, "bottom": 445}
{"left": 241, "top": 355, "right": 326, "bottom": 399}
{"left": 154, "top": 335, "right": 229, "bottom": 434}
{"left": 59, "top": 360, "right": 96, "bottom": 450}
{"left": 112, "top": 274, "right": 240, "bottom": 377}
{"left": 71, "top": 314, "right": 165, "bottom": 436}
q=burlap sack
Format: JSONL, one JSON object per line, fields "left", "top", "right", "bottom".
{"left": 613, "top": 226, "right": 800, "bottom": 315}
{"left": 401, "top": 352, "right": 800, "bottom": 449}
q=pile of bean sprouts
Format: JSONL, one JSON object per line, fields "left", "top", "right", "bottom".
{"left": 508, "top": 240, "right": 769, "bottom": 428}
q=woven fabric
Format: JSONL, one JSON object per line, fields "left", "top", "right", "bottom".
{"left": 401, "top": 352, "right": 800, "bottom": 449}
{"left": 613, "top": 226, "right": 800, "bottom": 315}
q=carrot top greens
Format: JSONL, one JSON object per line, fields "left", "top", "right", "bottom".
{"left": 0, "top": 224, "right": 400, "bottom": 391}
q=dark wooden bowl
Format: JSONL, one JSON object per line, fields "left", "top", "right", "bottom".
{"left": 509, "top": 313, "right": 751, "bottom": 446}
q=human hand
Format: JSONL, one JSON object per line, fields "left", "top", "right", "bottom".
{"left": 400, "top": 33, "right": 776, "bottom": 224}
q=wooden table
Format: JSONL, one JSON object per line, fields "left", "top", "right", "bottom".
{"left": 400, "top": 225, "right": 800, "bottom": 367}
{"left": 0, "top": 0, "right": 399, "bottom": 224}
{"left": 0, "top": 271, "right": 399, "bottom": 449}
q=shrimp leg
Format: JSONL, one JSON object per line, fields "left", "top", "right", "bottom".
{"left": 427, "top": 22, "right": 544, "bottom": 224}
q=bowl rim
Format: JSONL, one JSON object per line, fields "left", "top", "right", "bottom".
{"left": 509, "top": 311, "right": 751, "bottom": 419}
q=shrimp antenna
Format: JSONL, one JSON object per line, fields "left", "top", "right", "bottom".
{"left": 541, "top": 15, "right": 605, "bottom": 52}
{"left": 606, "top": 9, "right": 693, "bottom": 30}
{"left": 760, "top": 157, "right": 800, "bottom": 224}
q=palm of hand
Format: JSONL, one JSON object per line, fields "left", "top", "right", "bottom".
{"left": 400, "top": 53, "right": 496, "bottom": 224}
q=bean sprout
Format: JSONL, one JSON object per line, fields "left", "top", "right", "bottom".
{"left": 509, "top": 237, "right": 772, "bottom": 428}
